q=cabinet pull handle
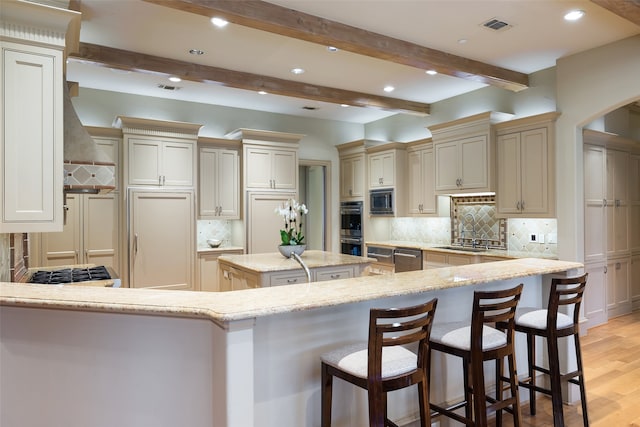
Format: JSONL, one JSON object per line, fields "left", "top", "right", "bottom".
{"left": 615, "top": 199, "right": 620, "bottom": 207}
{"left": 134, "top": 233, "right": 138, "bottom": 256}
{"left": 330, "top": 274, "right": 340, "bottom": 279}
{"left": 516, "top": 201, "right": 521, "bottom": 211}
{"left": 603, "top": 199, "right": 607, "bottom": 207}
{"left": 616, "top": 262, "right": 621, "bottom": 270}
{"left": 521, "top": 200, "right": 525, "bottom": 211}
{"left": 287, "top": 278, "right": 298, "bottom": 283}
{"left": 604, "top": 266, "right": 607, "bottom": 274}
{"left": 158, "top": 176, "right": 162, "bottom": 185}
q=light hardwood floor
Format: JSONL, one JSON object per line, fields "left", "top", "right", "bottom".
{"left": 493, "top": 310, "right": 640, "bottom": 427}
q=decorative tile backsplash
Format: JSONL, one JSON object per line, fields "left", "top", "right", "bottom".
{"left": 451, "top": 195, "right": 506, "bottom": 249}
{"left": 390, "top": 217, "right": 451, "bottom": 244}
{"left": 197, "top": 219, "right": 233, "bottom": 248}
{"left": 507, "top": 218, "right": 558, "bottom": 256}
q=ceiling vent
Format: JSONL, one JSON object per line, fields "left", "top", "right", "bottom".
{"left": 158, "top": 84, "right": 181, "bottom": 91}
{"left": 481, "top": 18, "right": 512, "bottom": 32}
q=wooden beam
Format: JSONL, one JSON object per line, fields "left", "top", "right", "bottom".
{"left": 70, "top": 43, "right": 431, "bottom": 115}
{"left": 143, "top": 0, "right": 529, "bottom": 92}
{"left": 590, "top": 0, "right": 640, "bottom": 27}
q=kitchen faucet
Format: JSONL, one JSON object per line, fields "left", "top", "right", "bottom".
{"left": 290, "top": 252, "right": 311, "bottom": 284}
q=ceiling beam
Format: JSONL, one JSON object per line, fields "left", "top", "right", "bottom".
{"left": 590, "top": 0, "right": 640, "bottom": 27}
{"left": 143, "top": 0, "right": 529, "bottom": 92}
{"left": 70, "top": 43, "right": 431, "bottom": 115}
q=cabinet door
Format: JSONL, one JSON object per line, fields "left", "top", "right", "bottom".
{"left": 315, "top": 267, "right": 354, "bottom": 282}
{"left": 434, "top": 141, "right": 460, "bottom": 191}
{"left": 630, "top": 155, "right": 640, "bottom": 252}
{"left": 247, "top": 192, "right": 297, "bottom": 254}
{"left": 162, "top": 141, "right": 194, "bottom": 186}
{"left": 1, "top": 45, "right": 63, "bottom": 232}
{"left": 496, "top": 133, "right": 521, "bottom": 215}
{"left": 41, "top": 194, "right": 81, "bottom": 266}
{"left": 199, "top": 148, "right": 219, "bottom": 217}
{"left": 83, "top": 193, "right": 119, "bottom": 271}
{"left": 631, "top": 255, "right": 640, "bottom": 311}
{"left": 130, "top": 191, "right": 194, "bottom": 290}
{"left": 93, "top": 137, "right": 120, "bottom": 191}
{"left": 584, "top": 261, "right": 607, "bottom": 328}
{"left": 607, "top": 257, "right": 630, "bottom": 319}
{"left": 340, "top": 155, "right": 365, "bottom": 199}
{"left": 584, "top": 145, "right": 607, "bottom": 262}
{"left": 520, "top": 128, "right": 550, "bottom": 214}
{"left": 407, "top": 150, "right": 424, "bottom": 214}
{"left": 272, "top": 149, "right": 297, "bottom": 190}
{"left": 606, "top": 150, "right": 629, "bottom": 256}
{"left": 217, "top": 149, "right": 240, "bottom": 217}
{"left": 129, "top": 138, "right": 162, "bottom": 185}
{"left": 459, "top": 135, "right": 488, "bottom": 190}
{"left": 369, "top": 151, "right": 395, "bottom": 188}
{"left": 245, "top": 147, "right": 273, "bottom": 189}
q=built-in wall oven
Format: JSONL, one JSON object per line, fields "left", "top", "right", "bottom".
{"left": 340, "top": 201, "right": 363, "bottom": 256}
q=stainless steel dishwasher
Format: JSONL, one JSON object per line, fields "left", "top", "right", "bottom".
{"left": 393, "top": 247, "right": 423, "bottom": 272}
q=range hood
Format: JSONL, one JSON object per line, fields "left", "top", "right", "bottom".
{"left": 63, "top": 83, "right": 116, "bottom": 194}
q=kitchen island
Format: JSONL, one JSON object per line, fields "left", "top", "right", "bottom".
{"left": 0, "top": 258, "right": 582, "bottom": 427}
{"left": 217, "top": 250, "right": 374, "bottom": 290}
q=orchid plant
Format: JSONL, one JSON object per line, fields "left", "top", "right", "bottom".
{"left": 275, "top": 198, "right": 308, "bottom": 246}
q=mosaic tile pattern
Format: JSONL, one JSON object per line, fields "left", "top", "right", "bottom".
{"left": 451, "top": 196, "right": 507, "bottom": 249}
{"left": 64, "top": 162, "right": 116, "bottom": 188}
{"left": 507, "top": 218, "right": 558, "bottom": 256}
{"left": 390, "top": 217, "right": 451, "bottom": 244}
{"left": 197, "top": 219, "right": 233, "bottom": 248}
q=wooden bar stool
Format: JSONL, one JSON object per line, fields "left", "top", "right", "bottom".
{"left": 320, "top": 298, "right": 438, "bottom": 427}
{"left": 429, "top": 284, "right": 523, "bottom": 427}
{"left": 511, "top": 273, "right": 589, "bottom": 427}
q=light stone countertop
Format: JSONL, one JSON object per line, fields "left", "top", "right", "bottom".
{"left": 1, "top": 258, "right": 582, "bottom": 328}
{"left": 197, "top": 245, "right": 244, "bottom": 255}
{"left": 366, "top": 240, "right": 557, "bottom": 259}
{"left": 217, "top": 250, "right": 375, "bottom": 273}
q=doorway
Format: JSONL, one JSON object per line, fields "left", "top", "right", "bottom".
{"left": 299, "top": 160, "right": 331, "bottom": 251}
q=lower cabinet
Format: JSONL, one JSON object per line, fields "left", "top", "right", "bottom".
{"left": 606, "top": 256, "right": 631, "bottom": 319}
{"left": 423, "top": 250, "right": 510, "bottom": 269}
{"left": 197, "top": 249, "right": 243, "bottom": 292}
{"left": 367, "top": 262, "right": 395, "bottom": 276}
{"left": 632, "top": 253, "right": 640, "bottom": 311}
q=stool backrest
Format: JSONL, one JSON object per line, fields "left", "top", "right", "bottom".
{"left": 368, "top": 298, "right": 438, "bottom": 380}
{"left": 547, "top": 273, "right": 588, "bottom": 333}
{"left": 471, "top": 284, "right": 523, "bottom": 352}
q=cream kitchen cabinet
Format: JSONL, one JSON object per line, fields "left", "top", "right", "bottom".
{"left": 606, "top": 149, "right": 629, "bottom": 258}
{"left": 198, "top": 249, "right": 243, "bottom": 292}
{"left": 199, "top": 144, "right": 240, "bottom": 219}
{"left": 36, "top": 193, "right": 120, "bottom": 272}
{"left": 244, "top": 146, "right": 297, "bottom": 191}
{"left": 116, "top": 116, "right": 202, "bottom": 188}
{"left": 368, "top": 149, "right": 396, "bottom": 188}
{"left": 0, "top": 2, "right": 77, "bottom": 233}
{"left": 423, "top": 250, "right": 476, "bottom": 269}
{"left": 429, "top": 112, "right": 497, "bottom": 195}
{"left": 340, "top": 153, "right": 366, "bottom": 199}
{"left": 129, "top": 190, "right": 194, "bottom": 290}
{"left": 583, "top": 144, "right": 607, "bottom": 263}
{"left": 606, "top": 257, "right": 630, "bottom": 319}
{"left": 631, "top": 254, "right": 640, "bottom": 311}
{"left": 630, "top": 155, "right": 640, "bottom": 252}
{"left": 495, "top": 113, "right": 559, "bottom": 217}
{"left": 407, "top": 140, "right": 436, "bottom": 215}
{"left": 583, "top": 261, "right": 607, "bottom": 328}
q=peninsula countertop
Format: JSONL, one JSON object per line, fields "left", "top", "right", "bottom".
{"left": 1, "top": 258, "right": 582, "bottom": 327}
{"left": 216, "top": 250, "right": 375, "bottom": 273}
{"left": 366, "top": 240, "right": 558, "bottom": 259}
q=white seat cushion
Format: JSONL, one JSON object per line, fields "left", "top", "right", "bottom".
{"left": 430, "top": 322, "right": 507, "bottom": 351}
{"left": 515, "top": 307, "right": 573, "bottom": 330}
{"left": 321, "top": 342, "right": 417, "bottom": 379}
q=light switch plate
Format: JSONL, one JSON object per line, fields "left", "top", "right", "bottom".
{"left": 537, "top": 233, "right": 545, "bottom": 244}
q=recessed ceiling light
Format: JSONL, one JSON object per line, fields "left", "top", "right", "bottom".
{"left": 189, "top": 49, "right": 205, "bottom": 55}
{"left": 290, "top": 68, "right": 305, "bottom": 75}
{"left": 426, "top": 70, "right": 438, "bottom": 76}
{"left": 383, "top": 85, "right": 395, "bottom": 93}
{"left": 564, "top": 10, "right": 585, "bottom": 21}
{"left": 168, "top": 76, "right": 182, "bottom": 83}
{"left": 340, "top": 104, "right": 350, "bottom": 108}
{"left": 327, "top": 46, "right": 338, "bottom": 52}
{"left": 258, "top": 90, "right": 268, "bottom": 95}
{"left": 211, "top": 17, "right": 228, "bottom": 27}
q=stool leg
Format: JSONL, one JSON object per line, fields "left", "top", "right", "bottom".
{"left": 471, "top": 356, "right": 488, "bottom": 427}
{"left": 321, "top": 363, "right": 332, "bottom": 427}
{"left": 574, "top": 333, "right": 590, "bottom": 427}
{"left": 507, "top": 351, "right": 522, "bottom": 426}
{"left": 495, "top": 357, "right": 503, "bottom": 427}
{"left": 418, "top": 377, "right": 430, "bottom": 427}
{"left": 368, "top": 382, "right": 385, "bottom": 427}
{"left": 526, "top": 332, "right": 536, "bottom": 415}
{"left": 547, "top": 334, "right": 565, "bottom": 427}
{"left": 463, "top": 356, "right": 473, "bottom": 422}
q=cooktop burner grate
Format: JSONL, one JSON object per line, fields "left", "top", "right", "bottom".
{"left": 28, "top": 266, "right": 111, "bottom": 284}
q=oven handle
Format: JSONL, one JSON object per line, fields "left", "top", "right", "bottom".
{"left": 341, "top": 237, "right": 362, "bottom": 243}
{"left": 340, "top": 208, "right": 362, "bottom": 214}
{"left": 368, "top": 253, "right": 392, "bottom": 258}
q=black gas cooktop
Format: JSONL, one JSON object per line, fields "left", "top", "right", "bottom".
{"left": 28, "top": 266, "right": 112, "bottom": 285}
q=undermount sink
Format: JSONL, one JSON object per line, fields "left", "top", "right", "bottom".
{"left": 434, "top": 246, "right": 488, "bottom": 253}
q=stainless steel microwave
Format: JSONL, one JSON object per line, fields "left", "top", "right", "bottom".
{"left": 370, "top": 188, "right": 394, "bottom": 215}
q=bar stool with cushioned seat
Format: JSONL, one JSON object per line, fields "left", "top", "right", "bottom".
{"left": 321, "top": 298, "right": 438, "bottom": 427}
{"left": 511, "top": 273, "right": 589, "bottom": 427}
{"left": 429, "top": 284, "right": 523, "bottom": 427}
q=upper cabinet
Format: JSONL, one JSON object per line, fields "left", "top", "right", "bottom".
{"left": 116, "top": 116, "right": 202, "bottom": 188}
{"left": 429, "top": 112, "right": 496, "bottom": 195}
{"left": 337, "top": 140, "right": 369, "bottom": 201}
{"left": 0, "top": 2, "right": 79, "bottom": 233}
{"left": 407, "top": 139, "right": 437, "bottom": 215}
{"left": 228, "top": 128, "right": 303, "bottom": 193}
{"left": 368, "top": 149, "right": 397, "bottom": 188}
{"left": 198, "top": 138, "right": 240, "bottom": 219}
{"left": 366, "top": 143, "right": 408, "bottom": 216}
{"left": 494, "top": 112, "right": 560, "bottom": 218}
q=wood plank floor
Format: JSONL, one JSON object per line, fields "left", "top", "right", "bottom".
{"left": 492, "top": 310, "right": 640, "bottom": 427}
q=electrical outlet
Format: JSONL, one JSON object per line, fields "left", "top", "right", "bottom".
{"left": 529, "top": 233, "right": 537, "bottom": 243}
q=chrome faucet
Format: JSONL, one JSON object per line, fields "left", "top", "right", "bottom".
{"left": 290, "top": 252, "right": 311, "bottom": 284}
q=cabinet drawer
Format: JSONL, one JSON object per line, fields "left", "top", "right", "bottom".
{"left": 316, "top": 268, "right": 354, "bottom": 282}
{"left": 269, "top": 271, "right": 308, "bottom": 286}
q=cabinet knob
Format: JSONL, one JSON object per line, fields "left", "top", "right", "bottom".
{"left": 516, "top": 201, "right": 521, "bottom": 211}
{"left": 603, "top": 199, "right": 607, "bottom": 207}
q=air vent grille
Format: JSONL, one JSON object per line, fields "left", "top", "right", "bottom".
{"left": 157, "top": 84, "right": 181, "bottom": 91}
{"left": 302, "top": 106, "right": 319, "bottom": 111}
{"left": 481, "top": 18, "right": 512, "bottom": 32}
